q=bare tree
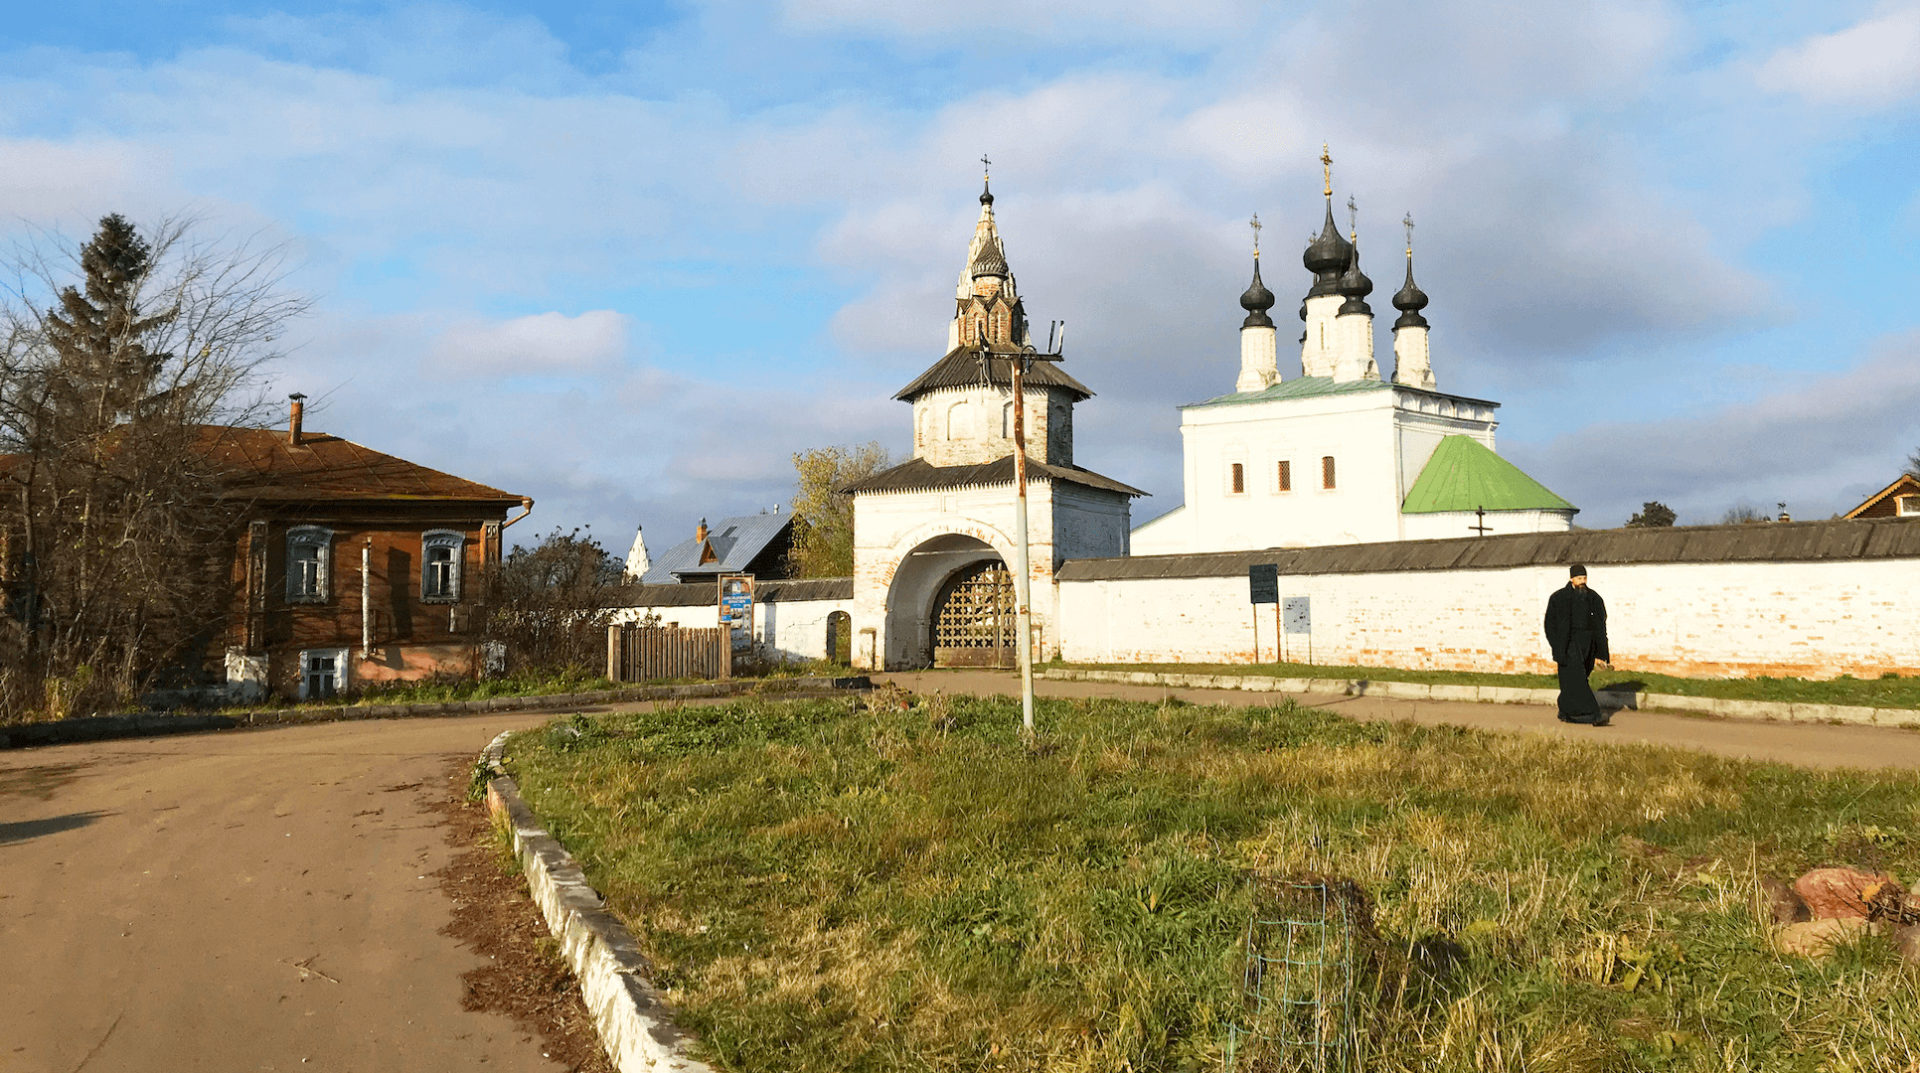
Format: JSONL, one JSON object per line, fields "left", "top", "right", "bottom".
{"left": 0, "top": 214, "right": 308, "bottom": 719}
{"left": 481, "top": 527, "right": 626, "bottom": 675}
{"left": 1906, "top": 446, "right": 1919, "bottom": 479}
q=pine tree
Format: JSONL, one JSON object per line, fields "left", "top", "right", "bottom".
{"left": 41, "top": 213, "right": 177, "bottom": 432}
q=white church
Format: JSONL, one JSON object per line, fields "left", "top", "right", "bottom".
{"left": 613, "top": 160, "right": 1920, "bottom": 682}
{"left": 1132, "top": 153, "right": 1576, "bottom": 554}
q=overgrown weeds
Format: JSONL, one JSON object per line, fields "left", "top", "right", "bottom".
{"left": 506, "top": 695, "right": 1920, "bottom": 1072}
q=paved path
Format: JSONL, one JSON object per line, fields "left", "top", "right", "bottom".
{"left": 0, "top": 713, "right": 563, "bottom": 1073}
{"left": 881, "top": 670, "right": 1920, "bottom": 770}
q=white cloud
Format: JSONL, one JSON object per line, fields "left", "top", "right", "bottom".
{"left": 1509, "top": 333, "right": 1920, "bottom": 526}
{"left": 780, "top": 0, "right": 1266, "bottom": 44}
{"left": 1756, "top": 5, "right": 1920, "bottom": 108}
{"left": 426, "top": 310, "right": 632, "bottom": 376}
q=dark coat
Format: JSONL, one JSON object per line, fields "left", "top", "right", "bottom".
{"left": 1543, "top": 584, "right": 1609, "bottom": 664}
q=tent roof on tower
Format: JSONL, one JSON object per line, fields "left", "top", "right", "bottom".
{"left": 894, "top": 345, "right": 1094, "bottom": 401}
{"left": 840, "top": 455, "right": 1145, "bottom": 497}
{"left": 1401, "top": 434, "right": 1575, "bottom": 515}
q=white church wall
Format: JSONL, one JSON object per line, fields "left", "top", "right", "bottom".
{"left": 611, "top": 595, "right": 855, "bottom": 664}
{"left": 1172, "top": 392, "right": 1404, "bottom": 551}
{"left": 912, "top": 384, "right": 1063, "bottom": 466}
{"left": 1400, "top": 509, "right": 1575, "bottom": 541}
{"left": 1057, "top": 557, "right": 1920, "bottom": 679}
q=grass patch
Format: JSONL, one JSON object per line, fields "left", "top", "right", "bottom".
{"left": 507, "top": 695, "right": 1920, "bottom": 1072}
{"left": 1053, "top": 659, "right": 1920, "bottom": 711}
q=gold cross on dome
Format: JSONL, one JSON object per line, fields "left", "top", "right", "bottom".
{"left": 1320, "top": 143, "right": 1332, "bottom": 197}
{"left": 1249, "top": 212, "right": 1261, "bottom": 256}
{"left": 981, "top": 153, "right": 991, "bottom": 180}
{"left": 1403, "top": 212, "right": 1415, "bottom": 257}
{"left": 1346, "top": 195, "right": 1358, "bottom": 241}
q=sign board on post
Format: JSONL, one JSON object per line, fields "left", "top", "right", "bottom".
{"left": 1283, "top": 596, "right": 1310, "bottom": 634}
{"left": 1283, "top": 595, "right": 1311, "bottom": 665}
{"left": 1247, "top": 564, "right": 1278, "bottom": 605}
{"left": 718, "top": 573, "right": 755, "bottom": 633}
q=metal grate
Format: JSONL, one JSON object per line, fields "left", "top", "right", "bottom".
{"left": 931, "top": 560, "right": 1014, "bottom": 667}
{"left": 1225, "top": 879, "right": 1360, "bottom": 1073}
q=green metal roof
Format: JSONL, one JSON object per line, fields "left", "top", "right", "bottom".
{"left": 1182, "top": 375, "right": 1391, "bottom": 409}
{"left": 1401, "top": 435, "right": 1576, "bottom": 514}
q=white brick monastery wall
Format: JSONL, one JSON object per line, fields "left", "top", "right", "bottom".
{"left": 1058, "top": 557, "right": 1920, "bottom": 679}
{"left": 611, "top": 597, "right": 853, "bottom": 664}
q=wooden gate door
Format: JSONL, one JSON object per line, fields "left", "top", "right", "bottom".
{"left": 931, "top": 560, "right": 1014, "bottom": 668}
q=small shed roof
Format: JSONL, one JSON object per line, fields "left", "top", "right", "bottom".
{"left": 640, "top": 512, "right": 793, "bottom": 583}
{"left": 1401, "top": 435, "right": 1575, "bottom": 514}
{"left": 612, "top": 576, "right": 852, "bottom": 608}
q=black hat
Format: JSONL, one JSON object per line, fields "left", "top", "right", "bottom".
{"left": 1569, "top": 564, "right": 1588, "bottom": 578}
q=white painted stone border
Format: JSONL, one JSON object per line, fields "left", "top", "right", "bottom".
{"left": 479, "top": 731, "right": 716, "bottom": 1073}
{"left": 1038, "top": 669, "right": 1920, "bottom": 729}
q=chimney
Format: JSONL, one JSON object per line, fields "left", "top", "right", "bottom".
{"left": 288, "top": 393, "right": 306, "bottom": 446}
{"left": 695, "top": 518, "right": 709, "bottom": 544}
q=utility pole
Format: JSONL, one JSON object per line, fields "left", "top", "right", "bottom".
{"left": 978, "top": 322, "right": 1065, "bottom": 736}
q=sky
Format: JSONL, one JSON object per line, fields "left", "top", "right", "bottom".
{"left": 2, "top": 0, "right": 1917, "bottom": 552}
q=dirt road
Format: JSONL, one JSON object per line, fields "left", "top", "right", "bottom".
{"left": 0, "top": 713, "right": 564, "bottom": 1073}
{"left": 882, "top": 670, "right": 1920, "bottom": 770}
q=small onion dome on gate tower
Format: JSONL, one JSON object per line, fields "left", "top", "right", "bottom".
{"left": 1303, "top": 201, "right": 1353, "bottom": 298}
{"left": 970, "top": 235, "right": 1009, "bottom": 279}
{"left": 1239, "top": 257, "right": 1275, "bottom": 328}
{"left": 1392, "top": 251, "right": 1430, "bottom": 329}
{"left": 1336, "top": 236, "right": 1373, "bottom": 316}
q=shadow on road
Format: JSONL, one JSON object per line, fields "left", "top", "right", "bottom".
{"left": 0, "top": 761, "right": 93, "bottom": 801}
{"left": 0, "top": 810, "right": 111, "bottom": 846}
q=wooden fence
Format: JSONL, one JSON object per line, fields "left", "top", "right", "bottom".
{"left": 606, "top": 624, "right": 731, "bottom": 683}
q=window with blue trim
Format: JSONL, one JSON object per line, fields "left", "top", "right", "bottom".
{"left": 422, "top": 530, "right": 464, "bottom": 602}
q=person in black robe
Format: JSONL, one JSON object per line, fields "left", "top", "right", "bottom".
{"left": 1543, "top": 564, "right": 1610, "bottom": 725}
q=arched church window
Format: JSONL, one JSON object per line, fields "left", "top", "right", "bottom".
{"left": 1230, "top": 463, "right": 1245, "bottom": 494}
{"left": 1001, "top": 402, "right": 1014, "bottom": 438}
{"left": 919, "top": 407, "right": 934, "bottom": 446}
{"left": 1276, "top": 460, "right": 1292, "bottom": 492}
{"left": 947, "top": 400, "right": 970, "bottom": 439}
{"left": 1321, "top": 456, "right": 1336, "bottom": 490}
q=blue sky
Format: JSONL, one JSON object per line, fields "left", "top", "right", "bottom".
{"left": 2, "top": 0, "right": 1917, "bottom": 551}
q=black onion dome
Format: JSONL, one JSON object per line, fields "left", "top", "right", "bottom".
{"left": 1303, "top": 199, "right": 1354, "bottom": 299}
{"left": 1337, "top": 239, "right": 1373, "bottom": 316}
{"left": 980, "top": 179, "right": 994, "bottom": 207}
{"left": 970, "top": 235, "right": 1008, "bottom": 279}
{"left": 1239, "top": 257, "right": 1275, "bottom": 328}
{"left": 1392, "top": 255, "right": 1429, "bottom": 329}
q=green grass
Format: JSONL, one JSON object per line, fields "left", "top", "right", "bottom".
{"left": 507, "top": 695, "right": 1920, "bottom": 1072}
{"left": 1052, "top": 659, "right": 1920, "bottom": 711}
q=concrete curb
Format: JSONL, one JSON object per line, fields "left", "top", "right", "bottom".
{"left": 1036, "top": 668, "right": 1920, "bottom": 729}
{"left": 478, "top": 731, "right": 717, "bottom": 1073}
{"left": 1, "top": 675, "right": 873, "bottom": 750}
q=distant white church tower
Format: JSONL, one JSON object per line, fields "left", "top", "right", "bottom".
{"left": 843, "top": 172, "right": 1142, "bottom": 669}
{"left": 1131, "top": 147, "right": 1576, "bottom": 554}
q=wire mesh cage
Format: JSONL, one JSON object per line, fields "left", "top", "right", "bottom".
{"left": 1224, "top": 877, "right": 1365, "bottom": 1073}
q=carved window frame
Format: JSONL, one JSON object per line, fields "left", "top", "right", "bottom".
{"left": 422, "top": 529, "right": 464, "bottom": 603}
{"left": 285, "top": 525, "right": 333, "bottom": 604}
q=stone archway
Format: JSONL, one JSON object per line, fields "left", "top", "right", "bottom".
{"left": 928, "top": 559, "right": 1014, "bottom": 668}
{"left": 879, "top": 532, "right": 1006, "bottom": 668}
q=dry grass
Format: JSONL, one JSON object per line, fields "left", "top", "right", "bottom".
{"left": 508, "top": 696, "right": 1920, "bottom": 1072}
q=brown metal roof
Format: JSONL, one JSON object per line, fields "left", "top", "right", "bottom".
{"left": 842, "top": 455, "right": 1146, "bottom": 498}
{"left": 894, "top": 346, "right": 1094, "bottom": 401}
{"left": 198, "top": 426, "right": 525, "bottom": 504}
{"left": 1058, "top": 517, "right": 1920, "bottom": 581}
{"left": 612, "top": 577, "right": 853, "bottom": 608}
